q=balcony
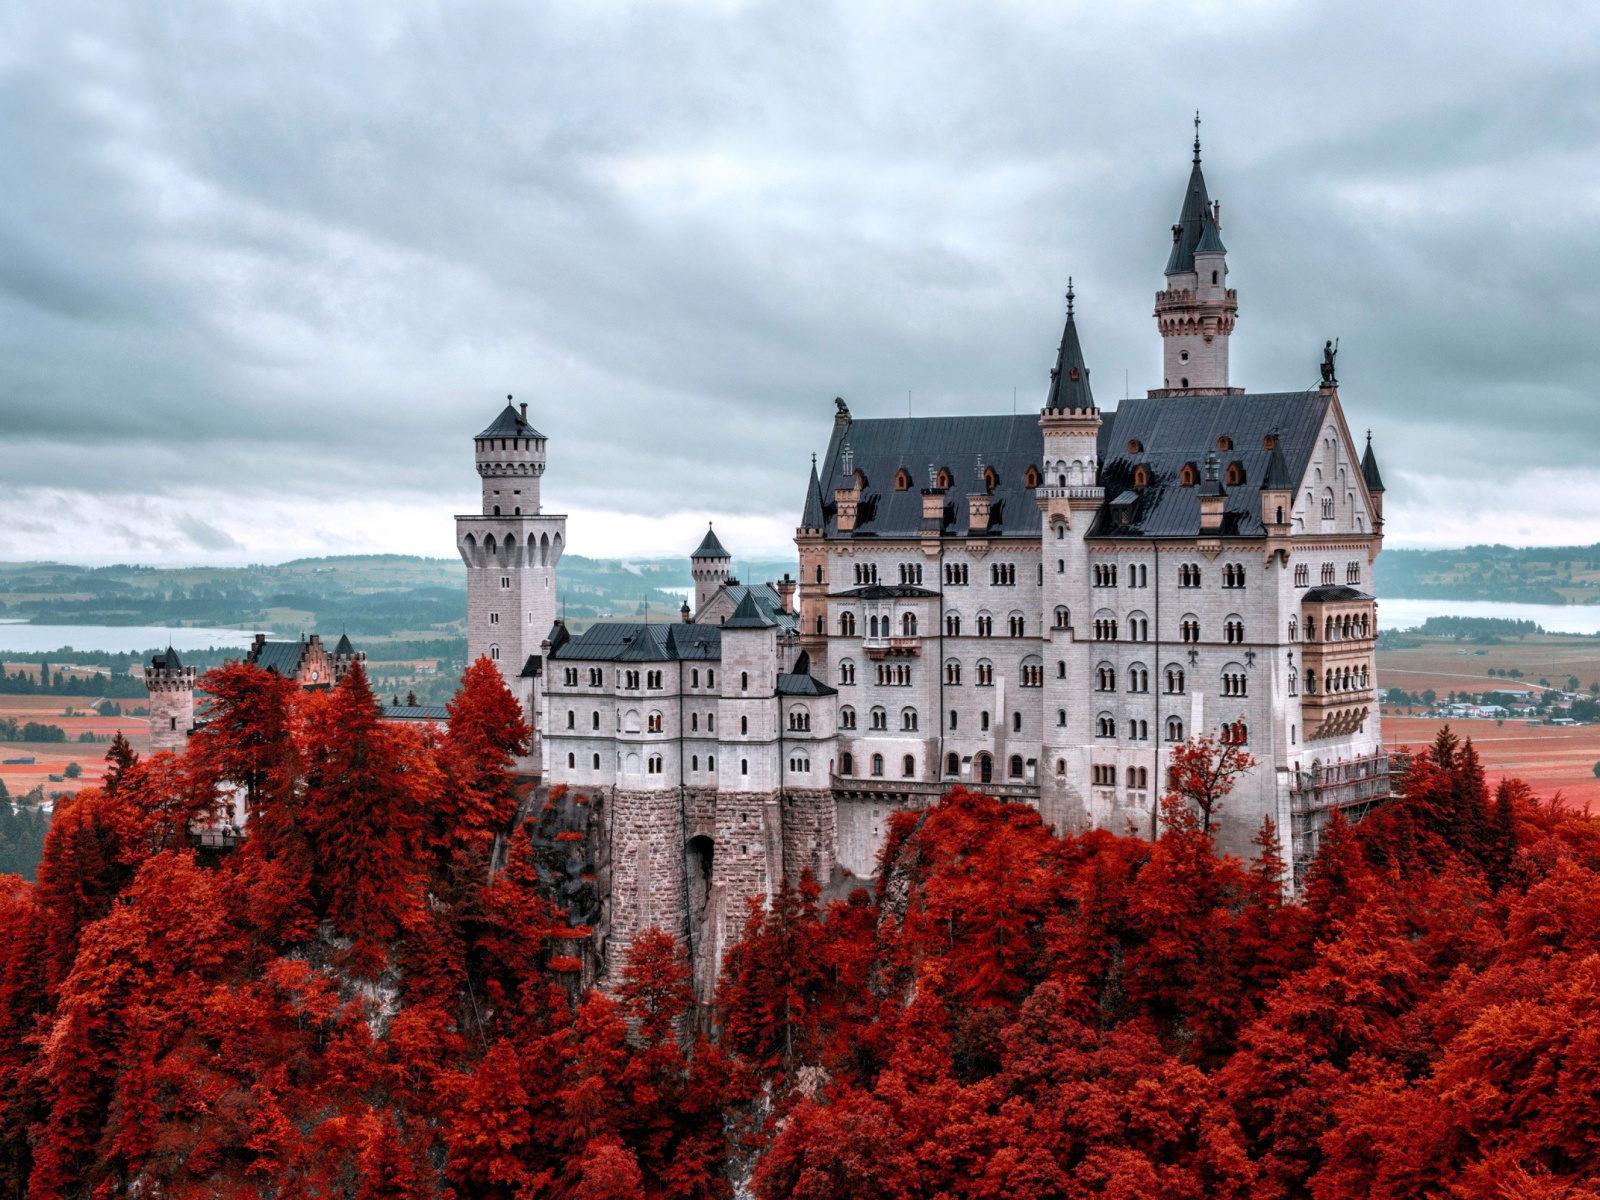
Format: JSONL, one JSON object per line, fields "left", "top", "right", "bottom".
{"left": 863, "top": 636, "right": 920, "bottom": 660}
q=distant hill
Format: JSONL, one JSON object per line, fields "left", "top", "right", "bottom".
{"left": 1378, "top": 545, "right": 1600, "bottom": 605}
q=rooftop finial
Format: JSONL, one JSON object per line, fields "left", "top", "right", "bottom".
{"left": 1066, "top": 276, "right": 1075, "bottom": 318}
{"left": 1193, "top": 110, "right": 1202, "bottom": 164}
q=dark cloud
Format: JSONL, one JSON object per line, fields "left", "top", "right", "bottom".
{"left": 0, "top": 0, "right": 1597, "bottom": 560}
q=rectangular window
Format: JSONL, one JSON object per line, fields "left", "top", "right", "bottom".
{"left": 500, "top": 576, "right": 511, "bottom": 589}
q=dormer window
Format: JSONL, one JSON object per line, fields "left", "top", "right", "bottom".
{"left": 1133, "top": 465, "right": 1150, "bottom": 488}
{"left": 937, "top": 468, "right": 952, "bottom": 489}
{"left": 1024, "top": 466, "right": 1041, "bottom": 489}
{"left": 1225, "top": 462, "right": 1245, "bottom": 487}
{"left": 1127, "top": 439, "right": 1143, "bottom": 454}
{"left": 1263, "top": 433, "right": 1277, "bottom": 450}
{"left": 895, "top": 469, "right": 911, "bottom": 491}
{"left": 1217, "top": 436, "right": 1233, "bottom": 451}
{"left": 983, "top": 467, "right": 999, "bottom": 491}
{"left": 1180, "top": 463, "right": 1198, "bottom": 487}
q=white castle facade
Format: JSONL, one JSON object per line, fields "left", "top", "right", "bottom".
{"left": 523, "top": 139, "right": 1390, "bottom": 977}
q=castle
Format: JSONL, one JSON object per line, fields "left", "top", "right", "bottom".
{"left": 151, "top": 136, "right": 1391, "bottom": 985}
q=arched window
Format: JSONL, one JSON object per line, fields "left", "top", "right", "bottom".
{"left": 871, "top": 753, "right": 884, "bottom": 777}
{"left": 1133, "top": 465, "right": 1150, "bottom": 488}
{"left": 1224, "top": 617, "right": 1244, "bottom": 644}
{"left": 944, "top": 659, "right": 961, "bottom": 685}
{"left": 1225, "top": 461, "right": 1245, "bottom": 487}
{"left": 946, "top": 752, "right": 960, "bottom": 775}
{"left": 975, "top": 660, "right": 994, "bottom": 686}
{"left": 1057, "top": 708, "right": 1066, "bottom": 726}
{"left": 1056, "top": 758, "right": 1066, "bottom": 775}
{"left": 566, "top": 710, "right": 575, "bottom": 729}
{"left": 1096, "top": 664, "right": 1116, "bottom": 691}
{"left": 901, "top": 708, "right": 918, "bottom": 732}
{"left": 902, "top": 754, "right": 916, "bottom": 778}
{"left": 976, "top": 613, "right": 994, "bottom": 637}
{"left": 1096, "top": 712, "right": 1116, "bottom": 737}
{"left": 1180, "top": 463, "right": 1198, "bottom": 487}
{"left": 1180, "top": 617, "right": 1200, "bottom": 643}
{"left": 740, "top": 671, "right": 749, "bottom": 691}
{"left": 1057, "top": 660, "right": 1066, "bottom": 678}
{"left": 983, "top": 466, "right": 998, "bottom": 490}
{"left": 870, "top": 706, "right": 887, "bottom": 730}
{"left": 840, "top": 705, "right": 856, "bottom": 730}
{"left": 815, "top": 564, "right": 823, "bottom": 583}
{"left": 740, "top": 759, "right": 749, "bottom": 775}
{"left": 1025, "top": 465, "right": 1041, "bottom": 489}
{"left": 902, "top": 612, "right": 917, "bottom": 636}
{"left": 840, "top": 752, "right": 854, "bottom": 776}
{"left": 977, "top": 754, "right": 993, "bottom": 783}
{"left": 937, "top": 468, "right": 952, "bottom": 490}
{"left": 1217, "top": 436, "right": 1233, "bottom": 451}
{"left": 1221, "top": 721, "right": 1249, "bottom": 746}
{"left": 591, "top": 711, "right": 600, "bottom": 730}
{"left": 814, "top": 615, "right": 824, "bottom": 635}
{"left": 1127, "top": 439, "right": 1143, "bottom": 453}
{"left": 1009, "top": 755, "right": 1024, "bottom": 779}
{"left": 1166, "top": 716, "right": 1184, "bottom": 742}
{"left": 839, "top": 659, "right": 855, "bottom": 685}
{"left": 895, "top": 469, "right": 912, "bottom": 491}
{"left": 945, "top": 613, "right": 962, "bottom": 636}
{"left": 593, "top": 753, "right": 601, "bottom": 770}
{"left": 1008, "top": 612, "right": 1025, "bottom": 637}
{"left": 567, "top": 752, "right": 575, "bottom": 769}
{"left": 1166, "top": 666, "right": 1185, "bottom": 694}
{"left": 490, "top": 644, "right": 500, "bottom": 661}
{"left": 839, "top": 611, "right": 856, "bottom": 636}
{"left": 741, "top": 715, "right": 748, "bottom": 733}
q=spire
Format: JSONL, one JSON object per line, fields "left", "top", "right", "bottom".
{"left": 1165, "top": 124, "right": 1226, "bottom": 275}
{"left": 1263, "top": 438, "right": 1295, "bottom": 490}
{"left": 723, "top": 590, "right": 777, "bottom": 629}
{"left": 1044, "top": 279, "right": 1095, "bottom": 411}
{"left": 1361, "top": 431, "right": 1385, "bottom": 492}
{"left": 801, "top": 454, "right": 827, "bottom": 529}
{"left": 691, "top": 523, "right": 729, "bottom": 560}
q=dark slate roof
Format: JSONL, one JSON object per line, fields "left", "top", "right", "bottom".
{"left": 1044, "top": 305, "right": 1095, "bottom": 411}
{"left": 717, "top": 583, "right": 798, "bottom": 634}
{"left": 723, "top": 591, "right": 778, "bottom": 629}
{"left": 381, "top": 704, "right": 451, "bottom": 721}
{"left": 1091, "top": 391, "right": 1330, "bottom": 539}
{"left": 800, "top": 460, "right": 826, "bottom": 530}
{"left": 827, "top": 584, "right": 941, "bottom": 600}
{"left": 247, "top": 639, "right": 308, "bottom": 677}
{"left": 1302, "top": 585, "right": 1372, "bottom": 603}
{"left": 1361, "top": 434, "right": 1385, "bottom": 492}
{"left": 814, "top": 414, "right": 1044, "bottom": 539}
{"left": 1165, "top": 158, "right": 1226, "bottom": 275}
{"left": 333, "top": 633, "right": 354, "bottom": 656}
{"left": 476, "top": 403, "right": 544, "bottom": 440}
{"left": 691, "top": 525, "right": 730, "bottom": 559}
{"left": 519, "top": 654, "right": 541, "bottom": 678}
{"left": 778, "top": 673, "right": 838, "bottom": 697}
{"left": 549, "top": 621, "right": 723, "bottom": 663}
{"left": 150, "top": 646, "right": 183, "bottom": 671}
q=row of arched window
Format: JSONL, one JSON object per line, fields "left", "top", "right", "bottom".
{"left": 461, "top": 529, "right": 562, "bottom": 564}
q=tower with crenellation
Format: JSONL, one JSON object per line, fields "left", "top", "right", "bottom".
{"left": 144, "top": 646, "right": 195, "bottom": 753}
{"left": 456, "top": 396, "right": 566, "bottom": 772}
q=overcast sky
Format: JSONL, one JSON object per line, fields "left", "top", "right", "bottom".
{"left": 0, "top": 0, "right": 1597, "bottom": 565}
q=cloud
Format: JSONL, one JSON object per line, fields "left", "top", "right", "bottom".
{"left": 0, "top": 0, "right": 1597, "bottom": 564}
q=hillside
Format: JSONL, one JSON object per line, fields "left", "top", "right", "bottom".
{"left": 1378, "top": 543, "right": 1600, "bottom": 604}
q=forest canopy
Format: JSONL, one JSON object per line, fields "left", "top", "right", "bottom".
{"left": 0, "top": 659, "right": 1595, "bottom": 1199}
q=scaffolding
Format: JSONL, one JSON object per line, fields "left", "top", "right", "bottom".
{"left": 1289, "top": 751, "right": 1406, "bottom": 890}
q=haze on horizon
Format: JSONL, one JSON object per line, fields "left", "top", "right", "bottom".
{"left": 0, "top": 0, "right": 1597, "bottom": 568}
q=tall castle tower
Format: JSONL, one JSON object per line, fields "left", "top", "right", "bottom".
{"left": 1153, "top": 119, "right": 1240, "bottom": 396}
{"left": 690, "top": 525, "right": 731, "bottom": 618}
{"left": 144, "top": 646, "right": 195, "bottom": 753}
{"left": 456, "top": 397, "right": 565, "bottom": 771}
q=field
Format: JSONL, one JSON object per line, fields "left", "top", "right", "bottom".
{"left": 1381, "top": 716, "right": 1600, "bottom": 810}
{"left": 1376, "top": 632, "right": 1600, "bottom": 697}
{"left": 0, "top": 694, "right": 150, "bottom": 801}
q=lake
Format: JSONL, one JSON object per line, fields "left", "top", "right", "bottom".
{"left": 1379, "top": 598, "right": 1600, "bottom": 635}
{"left": 0, "top": 623, "right": 265, "bottom": 655}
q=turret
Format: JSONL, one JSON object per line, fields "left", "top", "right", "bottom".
{"left": 474, "top": 396, "right": 547, "bottom": 516}
{"left": 1261, "top": 435, "right": 1294, "bottom": 532}
{"left": 1361, "top": 431, "right": 1385, "bottom": 531}
{"left": 690, "top": 524, "right": 732, "bottom": 617}
{"left": 1153, "top": 118, "right": 1240, "bottom": 396}
{"left": 144, "top": 646, "right": 195, "bottom": 753}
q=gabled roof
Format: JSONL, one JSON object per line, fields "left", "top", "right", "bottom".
{"left": 813, "top": 414, "right": 1044, "bottom": 539}
{"left": 548, "top": 620, "right": 723, "bottom": 663}
{"left": 150, "top": 645, "right": 183, "bottom": 671}
{"left": 714, "top": 583, "right": 798, "bottom": 634}
{"left": 1361, "top": 433, "right": 1385, "bottom": 492}
{"left": 1165, "top": 158, "right": 1226, "bottom": 275}
{"left": 1091, "top": 391, "right": 1330, "bottom": 539}
{"left": 1044, "top": 295, "right": 1095, "bottom": 411}
{"left": 723, "top": 591, "right": 778, "bottom": 629}
{"left": 476, "top": 403, "right": 544, "bottom": 440}
{"left": 691, "top": 524, "right": 730, "bottom": 559}
{"left": 381, "top": 704, "right": 451, "bottom": 722}
{"left": 247, "top": 638, "right": 309, "bottom": 678}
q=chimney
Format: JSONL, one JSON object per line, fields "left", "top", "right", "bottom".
{"left": 777, "top": 573, "right": 796, "bottom": 614}
{"left": 1199, "top": 453, "right": 1226, "bottom": 532}
{"left": 519, "top": 402, "right": 528, "bottom": 423}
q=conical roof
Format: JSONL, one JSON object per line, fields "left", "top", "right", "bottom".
{"left": 1044, "top": 290, "right": 1095, "bottom": 411}
{"left": 1262, "top": 442, "right": 1295, "bottom": 490}
{"left": 1361, "top": 433, "right": 1385, "bottom": 492}
{"left": 1165, "top": 157, "right": 1226, "bottom": 275}
{"left": 476, "top": 402, "right": 544, "bottom": 440}
{"left": 800, "top": 459, "right": 827, "bottom": 529}
{"left": 722, "top": 590, "right": 777, "bottom": 629}
{"left": 334, "top": 633, "right": 354, "bottom": 656}
{"left": 691, "top": 524, "right": 730, "bottom": 559}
